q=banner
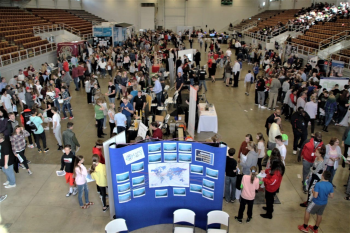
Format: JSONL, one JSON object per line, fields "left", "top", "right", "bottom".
{"left": 188, "top": 86, "right": 197, "bottom": 137}
{"left": 319, "top": 77, "right": 349, "bottom": 91}
{"left": 93, "top": 27, "right": 112, "bottom": 37}
{"left": 109, "top": 141, "right": 226, "bottom": 231}
{"left": 308, "top": 55, "right": 318, "bottom": 68}
{"left": 331, "top": 60, "right": 345, "bottom": 77}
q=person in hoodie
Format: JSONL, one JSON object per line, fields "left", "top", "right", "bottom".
{"left": 90, "top": 154, "right": 109, "bottom": 212}
{"left": 7, "top": 112, "right": 18, "bottom": 135}
{"left": 92, "top": 140, "right": 105, "bottom": 164}
{"left": 291, "top": 107, "right": 310, "bottom": 155}
{"left": 260, "top": 157, "right": 285, "bottom": 219}
{"left": 24, "top": 87, "right": 34, "bottom": 110}
{"left": 59, "top": 145, "right": 77, "bottom": 197}
{"left": 323, "top": 91, "right": 337, "bottom": 132}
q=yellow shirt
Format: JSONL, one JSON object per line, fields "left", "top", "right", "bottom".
{"left": 91, "top": 163, "right": 107, "bottom": 187}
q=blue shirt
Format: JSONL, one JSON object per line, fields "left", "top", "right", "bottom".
{"left": 114, "top": 113, "right": 127, "bottom": 127}
{"left": 177, "top": 66, "right": 183, "bottom": 76}
{"left": 301, "top": 73, "right": 307, "bottom": 81}
{"left": 313, "top": 181, "right": 333, "bottom": 205}
{"left": 121, "top": 102, "right": 133, "bottom": 117}
{"left": 29, "top": 116, "right": 44, "bottom": 134}
{"left": 0, "top": 82, "right": 7, "bottom": 93}
{"left": 153, "top": 80, "right": 162, "bottom": 94}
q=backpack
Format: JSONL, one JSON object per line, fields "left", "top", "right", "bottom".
{"left": 22, "top": 112, "right": 37, "bottom": 132}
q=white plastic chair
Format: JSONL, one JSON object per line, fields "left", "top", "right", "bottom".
{"left": 173, "top": 209, "right": 196, "bottom": 233}
{"left": 206, "top": 210, "right": 229, "bottom": 233}
{"left": 105, "top": 218, "right": 129, "bottom": 233}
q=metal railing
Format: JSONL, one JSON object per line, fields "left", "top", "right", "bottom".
{"left": 318, "top": 30, "right": 350, "bottom": 50}
{"left": 285, "top": 41, "right": 319, "bottom": 57}
{"left": 241, "top": 21, "right": 258, "bottom": 31}
{"left": 329, "top": 53, "right": 350, "bottom": 69}
{"left": 0, "top": 42, "right": 57, "bottom": 67}
{"left": 243, "top": 31, "right": 269, "bottom": 42}
{"left": 33, "top": 23, "right": 93, "bottom": 41}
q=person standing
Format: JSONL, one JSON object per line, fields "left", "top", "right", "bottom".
{"left": 291, "top": 107, "right": 310, "bottom": 155}
{"left": 62, "top": 122, "right": 80, "bottom": 155}
{"left": 121, "top": 97, "right": 134, "bottom": 129}
{"left": 72, "top": 65, "right": 79, "bottom": 91}
{"left": 61, "top": 86, "right": 74, "bottom": 120}
{"left": 304, "top": 96, "right": 318, "bottom": 135}
{"left": 0, "top": 133, "right": 16, "bottom": 188}
{"left": 30, "top": 110, "right": 49, "bottom": 153}
{"left": 298, "top": 132, "right": 324, "bottom": 193}
{"left": 297, "top": 171, "right": 334, "bottom": 233}
{"left": 244, "top": 70, "right": 254, "bottom": 96}
{"left": 105, "top": 79, "right": 116, "bottom": 103}
{"left": 189, "top": 37, "right": 193, "bottom": 48}
{"left": 95, "top": 99, "right": 106, "bottom": 138}
{"left": 240, "top": 142, "right": 258, "bottom": 175}
{"left": 261, "top": 159, "right": 285, "bottom": 219}
{"left": 90, "top": 154, "right": 109, "bottom": 212}
{"left": 114, "top": 107, "right": 127, "bottom": 134}
{"left": 10, "top": 126, "right": 32, "bottom": 175}
{"left": 268, "top": 76, "right": 281, "bottom": 110}
{"left": 324, "top": 138, "right": 342, "bottom": 187}
{"left": 235, "top": 166, "right": 259, "bottom": 223}
{"left": 300, "top": 146, "right": 326, "bottom": 207}
{"left": 232, "top": 60, "right": 240, "bottom": 87}
{"left": 342, "top": 126, "right": 350, "bottom": 167}
{"left": 256, "top": 133, "right": 265, "bottom": 172}
{"left": 225, "top": 148, "right": 237, "bottom": 203}
{"left": 275, "top": 135, "right": 287, "bottom": 164}
{"left": 194, "top": 50, "right": 201, "bottom": 68}
{"left": 175, "top": 72, "right": 184, "bottom": 104}
{"left": 198, "top": 66, "right": 207, "bottom": 92}
{"left": 151, "top": 76, "right": 162, "bottom": 107}
{"left": 107, "top": 103, "right": 116, "bottom": 138}
{"left": 268, "top": 118, "right": 281, "bottom": 150}
{"left": 60, "top": 145, "right": 77, "bottom": 197}
{"left": 323, "top": 92, "right": 337, "bottom": 132}
{"left": 51, "top": 107, "right": 63, "bottom": 151}
{"left": 74, "top": 155, "right": 93, "bottom": 209}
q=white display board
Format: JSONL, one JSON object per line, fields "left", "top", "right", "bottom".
{"left": 137, "top": 122, "right": 148, "bottom": 139}
{"left": 140, "top": 7, "right": 155, "bottom": 30}
{"left": 178, "top": 49, "right": 196, "bottom": 64}
{"left": 320, "top": 77, "right": 349, "bottom": 91}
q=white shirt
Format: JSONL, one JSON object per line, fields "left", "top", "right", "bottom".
{"left": 232, "top": 62, "right": 240, "bottom": 74}
{"left": 276, "top": 143, "right": 287, "bottom": 164}
{"left": 52, "top": 113, "right": 61, "bottom": 129}
{"left": 258, "top": 141, "right": 265, "bottom": 158}
{"left": 226, "top": 50, "right": 232, "bottom": 57}
{"left": 1, "top": 94, "right": 12, "bottom": 110}
{"left": 98, "top": 61, "right": 107, "bottom": 69}
{"left": 18, "top": 74, "right": 25, "bottom": 81}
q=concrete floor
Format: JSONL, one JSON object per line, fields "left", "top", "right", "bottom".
{"left": 1, "top": 40, "right": 350, "bottom": 233}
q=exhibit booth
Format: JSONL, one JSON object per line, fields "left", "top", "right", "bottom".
{"left": 93, "top": 22, "right": 133, "bottom": 47}
{"left": 105, "top": 138, "right": 227, "bottom": 231}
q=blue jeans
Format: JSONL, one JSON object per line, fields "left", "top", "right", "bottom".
{"left": 108, "top": 97, "right": 115, "bottom": 103}
{"left": 199, "top": 80, "right": 207, "bottom": 91}
{"left": 74, "top": 78, "right": 80, "bottom": 90}
{"left": 126, "top": 116, "right": 131, "bottom": 128}
{"left": 77, "top": 182, "right": 90, "bottom": 206}
{"left": 225, "top": 176, "right": 236, "bottom": 202}
{"left": 54, "top": 98, "right": 60, "bottom": 113}
{"left": 325, "top": 111, "right": 334, "bottom": 126}
{"left": 100, "top": 68, "right": 106, "bottom": 76}
{"left": 96, "top": 118, "right": 104, "bottom": 137}
{"left": 115, "top": 85, "right": 121, "bottom": 98}
{"left": 156, "top": 92, "right": 162, "bottom": 106}
{"left": 2, "top": 164, "right": 16, "bottom": 185}
{"left": 62, "top": 103, "right": 73, "bottom": 118}
{"left": 326, "top": 165, "right": 336, "bottom": 184}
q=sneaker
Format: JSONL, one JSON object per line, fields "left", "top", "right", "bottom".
{"left": 0, "top": 195, "right": 7, "bottom": 203}
{"left": 69, "top": 116, "right": 74, "bottom": 120}
{"left": 267, "top": 108, "right": 272, "bottom": 110}
{"left": 234, "top": 216, "right": 242, "bottom": 223}
{"left": 28, "top": 170, "right": 32, "bottom": 175}
{"left": 224, "top": 199, "right": 229, "bottom": 203}
{"left": 293, "top": 150, "right": 297, "bottom": 155}
{"left": 27, "top": 160, "right": 31, "bottom": 164}
{"left": 44, "top": 148, "right": 49, "bottom": 153}
{"left": 38, "top": 149, "right": 42, "bottom": 153}
{"left": 308, "top": 225, "right": 318, "bottom": 233}
{"left": 261, "top": 106, "right": 266, "bottom": 109}
{"left": 303, "top": 186, "right": 307, "bottom": 194}
{"left": 19, "top": 164, "right": 26, "bottom": 169}
{"left": 300, "top": 202, "right": 308, "bottom": 207}
{"left": 62, "top": 117, "right": 68, "bottom": 120}
{"left": 57, "top": 146, "right": 63, "bottom": 151}
{"left": 230, "top": 199, "right": 235, "bottom": 203}
{"left": 5, "top": 184, "right": 16, "bottom": 189}
{"left": 3, "top": 181, "right": 9, "bottom": 186}
{"left": 44, "top": 127, "right": 49, "bottom": 130}
{"left": 258, "top": 105, "right": 261, "bottom": 108}
{"left": 66, "top": 192, "right": 72, "bottom": 197}
{"left": 103, "top": 205, "right": 110, "bottom": 212}
{"left": 246, "top": 217, "right": 252, "bottom": 223}
{"left": 72, "top": 188, "right": 78, "bottom": 196}
{"left": 260, "top": 214, "right": 272, "bottom": 219}
{"left": 297, "top": 225, "right": 309, "bottom": 233}
{"left": 27, "top": 144, "right": 34, "bottom": 148}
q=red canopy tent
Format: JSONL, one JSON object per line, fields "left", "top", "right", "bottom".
{"left": 57, "top": 41, "right": 86, "bottom": 60}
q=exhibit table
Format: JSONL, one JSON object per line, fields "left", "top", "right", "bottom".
{"left": 197, "top": 103, "right": 218, "bottom": 133}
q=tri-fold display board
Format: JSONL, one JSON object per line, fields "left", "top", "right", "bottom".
{"left": 109, "top": 141, "right": 226, "bottom": 231}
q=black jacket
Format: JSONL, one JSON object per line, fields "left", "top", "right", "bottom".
{"left": 194, "top": 52, "right": 201, "bottom": 62}
{"left": 291, "top": 111, "right": 310, "bottom": 133}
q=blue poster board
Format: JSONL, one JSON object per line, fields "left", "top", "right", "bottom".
{"left": 93, "top": 27, "right": 112, "bottom": 37}
{"left": 109, "top": 141, "right": 226, "bottom": 231}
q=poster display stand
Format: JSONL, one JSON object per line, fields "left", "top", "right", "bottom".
{"left": 108, "top": 141, "right": 226, "bottom": 231}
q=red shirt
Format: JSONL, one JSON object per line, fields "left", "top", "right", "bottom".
{"left": 77, "top": 66, "right": 85, "bottom": 76}
{"left": 63, "top": 61, "right": 69, "bottom": 72}
{"left": 263, "top": 169, "right": 283, "bottom": 192}
{"left": 92, "top": 147, "right": 105, "bottom": 164}
{"left": 301, "top": 138, "right": 324, "bottom": 163}
{"left": 214, "top": 54, "right": 219, "bottom": 60}
{"left": 23, "top": 71, "right": 28, "bottom": 77}
{"left": 152, "top": 128, "right": 163, "bottom": 139}
{"left": 72, "top": 67, "right": 79, "bottom": 78}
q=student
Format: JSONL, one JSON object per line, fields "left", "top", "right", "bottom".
{"left": 297, "top": 171, "right": 334, "bottom": 233}
{"left": 61, "top": 86, "right": 74, "bottom": 120}
{"left": 324, "top": 138, "right": 342, "bottom": 187}
{"left": 51, "top": 107, "right": 63, "bottom": 151}
{"left": 256, "top": 133, "right": 265, "bottom": 172}
{"left": 114, "top": 107, "right": 127, "bottom": 134}
{"left": 275, "top": 135, "right": 287, "bottom": 165}
{"left": 261, "top": 158, "right": 285, "bottom": 219}
{"left": 0, "top": 133, "right": 16, "bottom": 188}
{"left": 95, "top": 99, "right": 106, "bottom": 138}
{"left": 74, "top": 155, "right": 93, "bottom": 209}
{"left": 90, "top": 154, "right": 109, "bottom": 212}
{"left": 244, "top": 70, "right": 254, "bottom": 96}
{"left": 21, "top": 105, "right": 35, "bottom": 148}
{"left": 224, "top": 148, "right": 237, "bottom": 203}
{"left": 10, "top": 126, "right": 32, "bottom": 175}
{"left": 300, "top": 146, "right": 326, "bottom": 207}
{"left": 62, "top": 122, "right": 80, "bottom": 155}
{"left": 235, "top": 166, "right": 259, "bottom": 223}
{"left": 30, "top": 110, "right": 49, "bottom": 153}
{"left": 121, "top": 97, "right": 134, "bottom": 128}
{"left": 240, "top": 142, "right": 258, "bottom": 175}
{"left": 105, "top": 79, "right": 116, "bottom": 103}
{"left": 108, "top": 103, "right": 116, "bottom": 138}
{"left": 150, "top": 122, "right": 163, "bottom": 139}
{"left": 92, "top": 140, "right": 105, "bottom": 164}
{"left": 59, "top": 145, "right": 77, "bottom": 197}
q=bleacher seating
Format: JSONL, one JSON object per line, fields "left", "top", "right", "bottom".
{"left": 66, "top": 9, "right": 108, "bottom": 24}
{"left": 233, "top": 10, "right": 283, "bottom": 30}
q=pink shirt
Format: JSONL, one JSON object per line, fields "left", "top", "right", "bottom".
{"left": 75, "top": 164, "right": 87, "bottom": 185}
{"left": 241, "top": 175, "right": 259, "bottom": 200}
